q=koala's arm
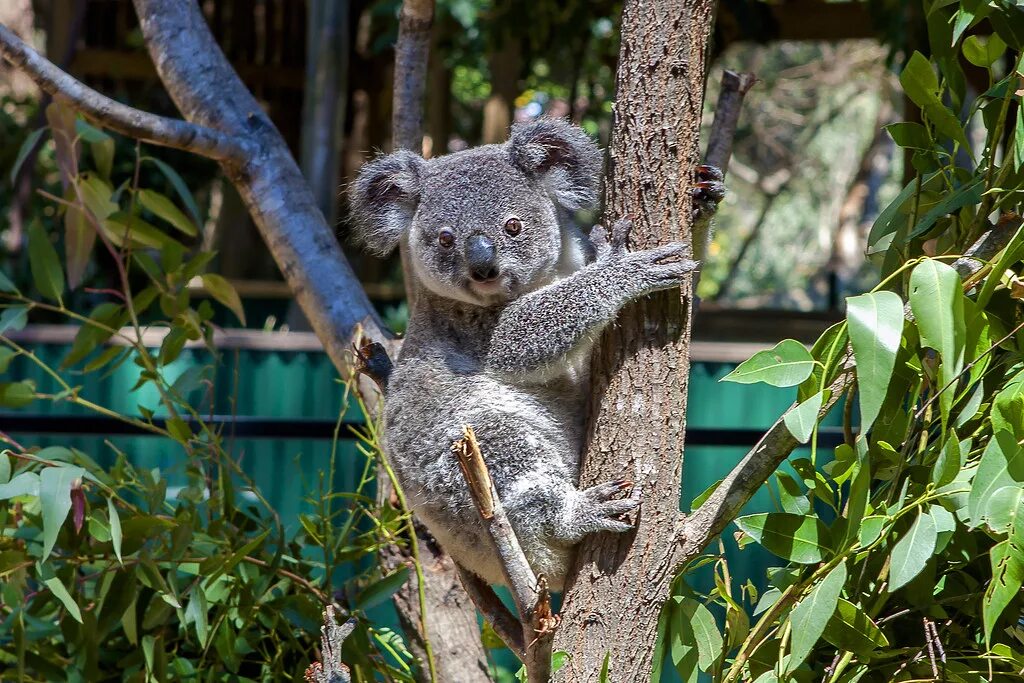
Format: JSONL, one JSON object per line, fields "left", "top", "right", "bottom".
{"left": 486, "top": 220, "right": 697, "bottom": 378}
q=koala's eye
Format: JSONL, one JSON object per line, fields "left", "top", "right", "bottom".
{"left": 504, "top": 217, "right": 523, "bottom": 237}
{"left": 438, "top": 228, "right": 455, "bottom": 248}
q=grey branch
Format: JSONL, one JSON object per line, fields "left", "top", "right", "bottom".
{"left": 0, "top": 23, "right": 248, "bottom": 161}
{"left": 677, "top": 218, "right": 1020, "bottom": 564}
{"left": 452, "top": 426, "right": 556, "bottom": 681}
{"left": 704, "top": 70, "right": 757, "bottom": 171}
{"left": 392, "top": 0, "right": 435, "bottom": 151}
{"left": 304, "top": 606, "right": 355, "bottom": 683}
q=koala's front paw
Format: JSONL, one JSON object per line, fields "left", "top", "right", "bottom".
{"left": 575, "top": 479, "right": 639, "bottom": 534}
{"left": 691, "top": 164, "right": 726, "bottom": 223}
{"left": 623, "top": 241, "right": 699, "bottom": 294}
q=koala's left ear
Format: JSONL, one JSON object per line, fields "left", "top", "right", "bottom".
{"left": 508, "top": 118, "right": 602, "bottom": 211}
{"left": 348, "top": 150, "right": 426, "bottom": 256}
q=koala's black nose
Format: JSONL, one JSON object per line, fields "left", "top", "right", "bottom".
{"left": 466, "top": 234, "right": 500, "bottom": 282}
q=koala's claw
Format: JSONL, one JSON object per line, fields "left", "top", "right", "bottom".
{"left": 692, "top": 164, "right": 726, "bottom": 223}
{"left": 590, "top": 218, "right": 633, "bottom": 260}
{"left": 578, "top": 479, "right": 640, "bottom": 534}
{"left": 584, "top": 479, "right": 633, "bottom": 502}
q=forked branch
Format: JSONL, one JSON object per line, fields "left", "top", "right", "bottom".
{"left": 0, "top": 23, "right": 248, "bottom": 161}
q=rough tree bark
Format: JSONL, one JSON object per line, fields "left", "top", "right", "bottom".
{"left": 554, "top": 1, "right": 718, "bottom": 680}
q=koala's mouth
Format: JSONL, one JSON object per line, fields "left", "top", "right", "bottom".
{"left": 467, "top": 273, "right": 508, "bottom": 297}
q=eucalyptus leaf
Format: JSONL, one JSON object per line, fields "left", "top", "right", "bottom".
{"left": 720, "top": 340, "right": 814, "bottom": 387}
{"left": 847, "top": 291, "right": 903, "bottom": 431}
{"left": 783, "top": 390, "right": 823, "bottom": 443}
{"left": 735, "top": 513, "right": 830, "bottom": 564}
{"left": 40, "top": 465, "right": 86, "bottom": 562}
{"left": 28, "top": 221, "right": 65, "bottom": 302}
{"left": 44, "top": 576, "right": 83, "bottom": 624}
{"left": 788, "top": 562, "right": 846, "bottom": 671}
{"left": 889, "top": 510, "right": 937, "bottom": 591}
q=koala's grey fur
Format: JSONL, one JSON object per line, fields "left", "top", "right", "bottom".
{"left": 350, "top": 119, "right": 710, "bottom": 590}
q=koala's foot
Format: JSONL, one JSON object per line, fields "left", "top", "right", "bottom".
{"left": 691, "top": 164, "right": 726, "bottom": 223}
{"left": 589, "top": 218, "right": 633, "bottom": 260}
{"left": 569, "top": 479, "right": 639, "bottom": 536}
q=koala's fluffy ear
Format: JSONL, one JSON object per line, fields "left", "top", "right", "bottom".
{"left": 508, "top": 118, "right": 602, "bottom": 211}
{"left": 349, "top": 150, "right": 426, "bottom": 256}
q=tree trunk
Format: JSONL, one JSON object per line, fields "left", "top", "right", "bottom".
{"left": 481, "top": 34, "right": 520, "bottom": 144}
{"left": 554, "top": 1, "right": 717, "bottom": 680}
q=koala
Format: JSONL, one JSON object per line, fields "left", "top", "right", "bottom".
{"left": 350, "top": 119, "right": 724, "bottom": 591}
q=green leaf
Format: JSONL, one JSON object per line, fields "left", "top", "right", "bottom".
{"left": 985, "top": 486, "right": 1024, "bottom": 535}
{"left": 40, "top": 465, "right": 86, "bottom": 562}
{"left": 735, "top": 513, "right": 830, "bottom": 564}
{"left": 720, "top": 340, "right": 814, "bottom": 387}
{"left": 0, "top": 381, "right": 35, "bottom": 408}
{"left": 137, "top": 189, "right": 198, "bottom": 237}
{"left": 788, "top": 562, "right": 846, "bottom": 671}
{"left": 108, "top": 497, "right": 123, "bottom": 564}
{"left": 775, "top": 470, "right": 811, "bottom": 515}
{"left": 90, "top": 136, "right": 114, "bottom": 180}
{"left": 899, "top": 52, "right": 970, "bottom": 149}
{"left": 77, "top": 174, "right": 118, "bottom": 221}
{"left": 983, "top": 539, "right": 1024, "bottom": 645}
{"left": 144, "top": 156, "right": 203, "bottom": 229}
{"left": 889, "top": 510, "right": 937, "bottom": 591}
{"left": 969, "top": 431, "right": 1024, "bottom": 528}
{"left": 0, "top": 306, "right": 28, "bottom": 334}
{"left": 783, "top": 390, "right": 823, "bottom": 443}
{"left": 0, "top": 471, "right": 40, "bottom": 499}
{"left": 44, "top": 576, "right": 83, "bottom": 624}
{"left": 185, "top": 588, "right": 209, "bottom": 647}
{"left": 0, "top": 451, "right": 9, "bottom": 485}
{"left": 28, "top": 221, "right": 65, "bottom": 302}
{"left": 846, "top": 291, "right": 903, "bottom": 431}
{"left": 909, "top": 259, "right": 965, "bottom": 423}
{"left": 673, "top": 596, "right": 722, "bottom": 672}
{"left": 9, "top": 128, "right": 46, "bottom": 185}
{"left": 64, "top": 200, "right": 96, "bottom": 291}
{"left": 822, "top": 598, "right": 888, "bottom": 658}
{"left": 102, "top": 212, "right": 175, "bottom": 250}
{"left": 356, "top": 566, "right": 410, "bottom": 610}
{"left": 963, "top": 33, "right": 1007, "bottom": 67}
{"left": 909, "top": 178, "right": 984, "bottom": 240}
{"left": 932, "top": 432, "right": 962, "bottom": 488}
{"left": 201, "top": 274, "right": 246, "bottom": 326}
{"left": 867, "top": 173, "right": 937, "bottom": 249}
{"left": 0, "top": 269, "right": 17, "bottom": 294}
{"left": 885, "top": 122, "right": 931, "bottom": 150}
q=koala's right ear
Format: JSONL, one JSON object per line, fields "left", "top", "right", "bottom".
{"left": 349, "top": 150, "right": 426, "bottom": 256}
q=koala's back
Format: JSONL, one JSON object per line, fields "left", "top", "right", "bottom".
{"left": 383, "top": 340, "right": 588, "bottom": 586}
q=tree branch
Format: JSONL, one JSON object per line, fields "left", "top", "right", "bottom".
{"left": 455, "top": 564, "right": 526, "bottom": 657}
{"left": 452, "top": 426, "right": 556, "bottom": 680}
{"left": 304, "top": 605, "right": 356, "bottom": 683}
{"left": 393, "top": 0, "right": 435, "bottom": 152}
{"left": 0, "top": 23, "right": 248, "bottom": 162}
{"left": 677, "top": 218, "right": 1021, "bottom": 563}
{"left": 704, "top": 70, "right": 756, "bottom": 171}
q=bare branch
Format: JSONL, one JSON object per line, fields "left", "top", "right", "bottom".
{"left": 452, "top": 426, "right": 556, "bottom": 680}
{"left": 304, "top": 605, "right": 355, "bottom": 683}
{"left": 704, "top": 70, "right": 757, "bottom": 171}
{"left": 678, "top": 218, "right": 1021, "bottom": 563}
{"left": 0, "top": 23, "right": 248, "bottom": 162}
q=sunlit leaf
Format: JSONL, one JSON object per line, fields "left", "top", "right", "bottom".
{"left": 137, "top": 189, "right": 198, "bottom": 237}
{"left": 783, "top": 390, "right": 823, "bottom": 444}
{"left": 108, "top": 497, "right": 123, "bottom": 564}
{"left": 788, "top": 562, "right": 846, "bottom": 671}
{"left": 847, "top": 291, "right": 903, "bottom": 431}
{"left": 968, "top": 431, "right": 1024, "bottom": 528}
{"left": 720, "top": 340, "right": 814, "bottom": 387}
{"left": 963, "top": 33, "right": 1007, "bottom": 67}
{"left": 889, "top": 509, "right": 937, "bottom": 590}
{"left": 983, "top": 539, "right": 1024, "bottom": 645}
{"left": 201, "top": 274, "right": 246, "bottom": 326}
{"left": 735, "top": 513, "right": 830, "bottom": 564}
{"left": 144, "top": 156, "right": 203, "bottom": 229}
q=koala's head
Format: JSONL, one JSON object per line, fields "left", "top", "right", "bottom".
{"left": 349, "top": 118, "right": 601, "bottom": 306}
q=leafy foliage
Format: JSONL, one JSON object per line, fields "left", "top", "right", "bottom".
{"left": 0, "top": 110, "right": 420, "bottom": 681}
{"left": 660, "top": 1, "right": 1024, "bottom": 680}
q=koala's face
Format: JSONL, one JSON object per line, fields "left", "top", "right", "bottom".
{"left": 407, "top": 148, "right": 563, "bottom": 305}
{"left": 350, "top": 118, "right": 601, "bottom": 307}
